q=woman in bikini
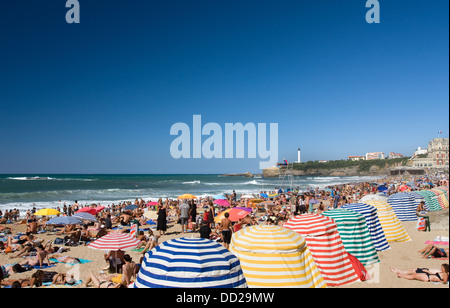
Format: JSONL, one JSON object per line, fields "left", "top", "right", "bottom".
{"left": 83, "top": 270, "right": 123, "bottom": 288}
{"left": 390, "top": 264, "right": 449, "bottom": 284}
{"left": 418, "top": 244, "right": 449, "bottom": 259}
{"left": 0, "top": 270, "right": 44, "bottom": 288}
{"left": 52, "top": 272, "right": 78, "bottom": 285}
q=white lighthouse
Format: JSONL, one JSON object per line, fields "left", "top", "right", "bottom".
{"left": 297, "top": 147, "right": 301, "bottom": 163}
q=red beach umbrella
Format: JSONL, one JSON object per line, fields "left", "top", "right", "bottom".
{"left": 76, "top": 207, "right": 97, "bottom": 215}
{"left": 94, "top": 206, "right": 105, "bottom": 213}
{"left": 228, "top": 207, "right": 252, "bottom": 222}
{"left": 88, "top": 232, "right": 141, "bottom": 251}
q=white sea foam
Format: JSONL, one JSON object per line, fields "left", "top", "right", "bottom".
{"left": 182, "top": 180, "right": 201, "bottom": 184}
{"left": 6, "top": 176, "right": 96, "bottom": 181}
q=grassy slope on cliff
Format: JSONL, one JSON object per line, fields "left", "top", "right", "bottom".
{"left": 291, "top": 157, "right": 411, "bottom": 173}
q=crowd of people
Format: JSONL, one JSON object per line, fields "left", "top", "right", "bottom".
{"left": 1, "top": 175, "right": 448, "bottom": 287}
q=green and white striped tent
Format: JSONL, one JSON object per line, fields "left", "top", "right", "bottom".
{"left": 322, "top": 209, "right": 379, "bottom": 266}
{"left": 414, "top": 190, "right": 442, "bottom": 211}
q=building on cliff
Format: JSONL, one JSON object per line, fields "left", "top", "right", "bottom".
{"left": 411, "top": 138, "right": 449, "bottom": 169}
{"left": 365, "top": 152, "right": 385, "bottom": 160}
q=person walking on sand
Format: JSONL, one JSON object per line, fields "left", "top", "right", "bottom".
{"left": 220, "top": 212, "right": 233, "bottom": 250}
{"left": 178, "top": 200, "right": 190, "bottom": 234}
{"left": 157, "top": 200, "right": 168, "bottom": 237}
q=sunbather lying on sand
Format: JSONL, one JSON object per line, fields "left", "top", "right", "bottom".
{"left": 391, "top": 264, "right": 449, "bottom": 284}
{"left": 83, "top": 270, "right": 124, "bottom": 288}
{"left": 0, "top": 270, "right": 44, "bottom": 288}
{"left": 418, "top": 244, "right": 449, "bottom": 259}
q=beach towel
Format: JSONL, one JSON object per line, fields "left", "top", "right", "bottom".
{"left": 33, "top": 263, "right": 56, "bottom": 269}
{"left": 41, "top": 280, "right": 83, "bottom": 288}
{"left": 425, "top": 241, "right": 449, "bottom": 246}
{"left": 49, "top": 258, "right": 92, "bottom": 266}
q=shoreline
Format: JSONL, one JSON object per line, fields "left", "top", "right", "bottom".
{"left": 0, "top": 174, "right": 387, "bottom": 215}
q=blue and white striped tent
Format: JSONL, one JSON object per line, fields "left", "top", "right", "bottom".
{"left": 387, "top": 193, "right": 418, "bottom": 221}
{"left": 406, "top": 191, "right": 428, "bottom": 211}
{"left": 342, "top": 203, "right": 390, "bottom": 252}
{"left": 134, "top": 237, "right": 248, "bottom": 288}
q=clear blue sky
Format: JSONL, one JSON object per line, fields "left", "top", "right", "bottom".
{"left": 0, "top": 0, "right": 448, "bottom": 174}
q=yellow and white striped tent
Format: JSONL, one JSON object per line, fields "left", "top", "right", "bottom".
{"left": 229, "top": 225, "right": 327, "bottom": 288}
{"left": 362, "top": 199, "right": 411, "bottom": 243}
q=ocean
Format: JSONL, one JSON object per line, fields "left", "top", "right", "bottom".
{"left": 0, "top": 174, "right": 383, "bottom": 214}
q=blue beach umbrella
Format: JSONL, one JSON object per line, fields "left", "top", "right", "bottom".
{"left": 213, "top": 194, "right": 227, "bottom": 200}
{"left": 134, "top": 237, "right": 248, "bottom": 288}
{"left": 73, "top": 212, "right": 98, "bottom": 222}
{"left": 46, "top": 216, "right": 83, "bottom": 225}
{"left": 260, "top": 193, "right": 268, "bottom": 198}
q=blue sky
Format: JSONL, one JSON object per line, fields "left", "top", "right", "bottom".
{"left": 0, "top": 0, "right": 448, "bottom": 174}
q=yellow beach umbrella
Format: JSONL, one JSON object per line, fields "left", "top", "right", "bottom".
{"left": 177, "top": 194, "right": 197, "bottom": 200}
{"left": 363, "top": 199, "right": 411, "bottom": 243}
{"left": 34, "top": 208, "right": 61, "bottom": 216}
{"left": 230, "top": 225, "right": 327, "bottom": 288}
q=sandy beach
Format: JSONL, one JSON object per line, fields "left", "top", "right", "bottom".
{"left": 1, "top": 212, "right": 448, "bottom": 289}
{"left": 1, "top": 177, "right": 449, "bottom": 289}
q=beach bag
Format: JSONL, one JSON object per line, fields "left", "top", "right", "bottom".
{"left": 54, "top": 237, "right": 65, "bottom": 245}
{"left": 417, "top": 217, "right": 426, "bottom": 231}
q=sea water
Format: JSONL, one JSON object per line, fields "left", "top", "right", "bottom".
{"left": 0, "top": 174, "right": 383, "bottom": 214}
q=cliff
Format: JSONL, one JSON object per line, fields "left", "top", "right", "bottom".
{"left": 263, "top": 165, "right": 388, "bottom": 178}
{"left": 262, "top": 157, "right": 411, "bottom": 178}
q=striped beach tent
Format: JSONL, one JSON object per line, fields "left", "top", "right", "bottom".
{"left": 321, "top": 209, "right": 379, "bottom": 266}
{"left": 363, "top": 199, "right": 411, "bottom": 243}
{"left": 341, "top": 203, "right": 390, "bottom": 251}
{"left": 134, "top": 237, "right": 247, "bottom": 288}
{"left": 230, "top": 225, "right": 326, "bottom": 288}
{"left": 437, "top": 186, "right": 449, "bottom": 205}
{"left": 414, "top": 190, "right": 442, "bottom": 211}
{"left": 431, "top": 188, "right": 449, "bottom": 209}
{"left": 387, "top": 192, "right": 419, "bottom": 221}
{"left": 283, "top": 214, "right": 360, "bottom": 286}
{"left": 406, "top": 191, "right": 427, "bottom": 211}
